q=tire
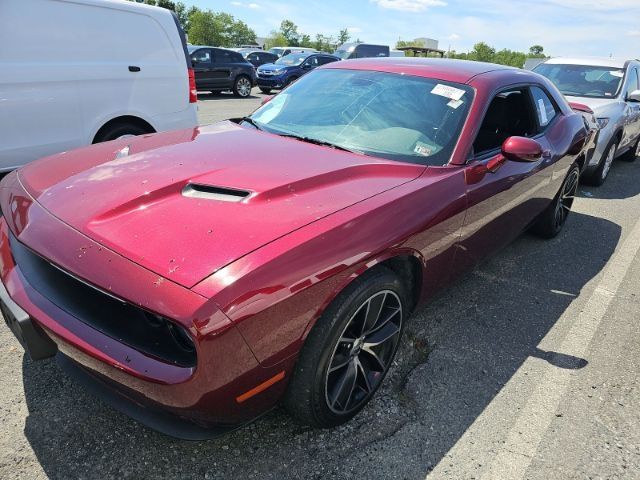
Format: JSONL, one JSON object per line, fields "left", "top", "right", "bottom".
{"left": 531, "top": 163, "right": 580, "bottom": 239}
{"left": 93, "top": 123, "right": 150, "bottom": 143}
{"left": 284, "top": 268, "right": 407, "bottom": 428}
{"left": 259, "top": 87, "right": 272, "bottom": 94}
{"left": 584, "top": 138, "right": 618, "bottom": 186}
{"left": 233, "top": 75, "right": 253, "bottom": 98}
{"left": 620, "top": 136, "right": 640, "bottom": 162}
{"left": 285, "top": 76, "right": 298, "bottom": 87}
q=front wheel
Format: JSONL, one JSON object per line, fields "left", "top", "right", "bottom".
{"left": 233, "top": 75, "right": 253, "bottom": 98}
{"left": 259, "top": 87, "right": 272, "bottom": 94}
{"left": 284, "top": 268, "right": 406, "bottom": 428}
{"left": 585, "top": 139, "right": 617, "bottom": 186}
{"left": 531, "top": 163, "right": 580, "bottom": 239}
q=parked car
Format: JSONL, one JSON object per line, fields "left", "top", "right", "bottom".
{"left": 268, "top": 47, "right": 317, "bottom": 58}
{"left": 334, "top": 42, "right": 390, "bottom": 59}
{"left": 242, "top": 50, "right": 279, "bottom": 69}
{"left": 188, "top": 46, "right": 257, "bottom": 98}
{"left": 0, "top": 58, "right": 593, "bottom": 439}
{"left": 256, "top": 52, "right": 340, "bottom": 93}
{"left": 534, "top": 57, "right": 640, "bottom": 185}
{"left": 0, "top": 0, "right": 198, "bottom": 172}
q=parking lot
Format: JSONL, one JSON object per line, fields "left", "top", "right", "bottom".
{"left": 0, "top": 91, "right": 638, "bottom": 480}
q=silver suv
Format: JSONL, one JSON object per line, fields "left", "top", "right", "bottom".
{"left": 535, "top": 57, "right": 640, "bottom": 185}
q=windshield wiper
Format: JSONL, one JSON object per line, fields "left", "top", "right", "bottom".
{"left": 277, "top": 133, "right": 361, "bottom": 154}
{"left": 236, "top": 116, "right": 263, "bottom": 131}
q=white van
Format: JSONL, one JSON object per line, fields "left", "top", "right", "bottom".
{"left": 0, "top": 0, "right": 198, "bottom": 171}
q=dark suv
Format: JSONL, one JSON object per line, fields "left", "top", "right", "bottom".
{"left": 188, "top": 46, "right": 257, "bottom": 98}
{"left": 256, "top": 52, "right": 340, "bottom": 93}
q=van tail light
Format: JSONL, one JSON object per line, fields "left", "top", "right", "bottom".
{"left": 188, "top": 68, "right": 197, "bottom": 103}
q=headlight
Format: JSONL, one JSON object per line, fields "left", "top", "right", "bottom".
{"left": 596, "top": 117, "right": 610, "bottom": 129}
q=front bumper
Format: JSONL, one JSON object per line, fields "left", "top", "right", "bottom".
{"left": 0, "top": 172, "right": 289, "bottom": 437}
{"left": 257, "top": 75, "right": 286, "bottom": 89}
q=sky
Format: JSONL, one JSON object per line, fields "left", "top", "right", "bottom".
{"left": 195, "top": 0, "right": 639, "bottom": 58}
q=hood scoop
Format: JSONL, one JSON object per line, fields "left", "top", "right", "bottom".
{"left": 182, "top": 183, "right": 251, "bottom": 202}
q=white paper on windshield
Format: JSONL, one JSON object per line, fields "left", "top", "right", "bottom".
{"left": 610, "top": 70, "right": 624, "bottom": 78}
{"left": 447, "top": 99, "right": 464, "bottom": 109}
{"left": 431, "top": 84, "right": 466, "bottom": 101}
{"left": 538, "top": 98, "right": 548, "bottom": 124}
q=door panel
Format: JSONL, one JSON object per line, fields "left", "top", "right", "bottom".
{"left": 190, "top": 48, "right": 214, "bottom": 89}
{"left": 211, "top": 50, "right": 234, "bottom": 88}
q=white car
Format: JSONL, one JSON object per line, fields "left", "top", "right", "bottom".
{"left": 0, "top": 0, "right": 198, "bottom": 171}
{"left": 534, "top": 57, "right": 640, "bottom": 185}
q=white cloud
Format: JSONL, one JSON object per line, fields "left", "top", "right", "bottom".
{"left": 628, "top": 30, "right": 640, "bottom": 37}
{"left": 447, "top": 33, "right": 460, "bottom": 40}
{"left": 370, "top": 0, "right": 446, "bottom": 12}
{"left": 231, "top": 1, "right": 261, "bottom": 8}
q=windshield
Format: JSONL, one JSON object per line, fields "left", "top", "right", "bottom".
{"left": 268, "top": 48, "right": 284, "bottom": 56}
{"left": 334, "top": 50, "right": 352, "bottom": 59}
{"left": 249, "top": 69, "right": 474, "bottom": 166}
{"left": 275, "top": 53, "right": 308, "bottom": 66}
{"left": 534, "top": 63, "right": 625, "bottom": 99}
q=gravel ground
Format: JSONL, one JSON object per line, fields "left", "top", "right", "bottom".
{"left": 1, "top": 92, "right": 639, "bottom": 479}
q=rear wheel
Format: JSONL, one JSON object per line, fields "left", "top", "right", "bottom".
{"left": 233, "top": 75, "right": 253, "bottom": 98}
{"left": 93, "top": 122, "right": 151, "bottom": 143}
{"left": 531, "top": 163, "right": 580, "bottom": 239}
{"left": 585, "top": 138, "right": 617, "bottom": 186}
{"left": 284, "top": 268, "right": 406, "bottom": 428}
{"left": 620, "top": 136, "right": 640, "bottom": 162}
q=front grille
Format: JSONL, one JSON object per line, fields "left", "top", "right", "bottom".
{"left": 9, "top": 233, "right": 196, "bottom": 367}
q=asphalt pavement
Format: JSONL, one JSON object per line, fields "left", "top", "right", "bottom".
{"left": 1, "top": 89, "right": 639, "bottom": 479}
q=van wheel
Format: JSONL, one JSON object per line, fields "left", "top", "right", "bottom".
{"left": 93, "top": 123, "right": 151, "bottom": 143}
{"left": 233, "top": 76, "right": 253, "bottom": 98}
{"left": 284, "top": 268, "right": 406, "bottom": 428}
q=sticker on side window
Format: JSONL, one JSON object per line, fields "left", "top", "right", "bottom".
{"left": 537, "top": 98, "right": 548, "bottom": 124}
{"left": 431, "top": 84, "right": 466, "bottom": 101}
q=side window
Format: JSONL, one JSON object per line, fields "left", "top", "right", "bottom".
{"left": 305, "top": 56, "right": 319, "bottom": 67}
{"left": 247, "top": 53, "right": 258, "bottom": 62}
{"left": 214, "top": 49, "right": 233, "bottom": 64}
{"left": 625, "top": 68, "right": 640, "bottom": 99}
{"left": 191, "top": 49, "right": 211, "bottom": 65}
{"left": 530, "top": 86, "right": 558, "bottom": 129}
{"left": 473, "top": 89, "right": 537, "bottom": 155}
{"left": 317, "top": 56, "right": 336, "bottom": 66}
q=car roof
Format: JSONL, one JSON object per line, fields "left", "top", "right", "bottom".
{"left": 187, "top": 45, "right": 239, "bottom": 53}
{"left": 323, "top": 58, "right": 517, "bottom": 84}
{"left": 542, "top": 57, "right": 632, "bottom": 69}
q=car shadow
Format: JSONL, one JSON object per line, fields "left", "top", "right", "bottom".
{"left": 579, "top": 155, "right": 640, "bottom": 200}
{"left": 20, "top": 209, "right": 620, "bottom": 479}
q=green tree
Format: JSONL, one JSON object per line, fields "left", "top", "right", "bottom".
{"left": 528, "top": 45, "right": 545, "bottom": 58}
{"left": 337, "top": 28, "right": 350, "bottom": 45}
{"left": 467, "top": 42, "right": 496, "bottom": 62}
{"left": 280, "top": 20, "right": 300, "bottom": 46}
{"left": 187, "top": 10, "right": 218, "bottom": 45}
{"left": 265, "top": 31, "right": 288, "bottom": 49}
{"left": 300, "top": 34, "right": 313, "bottom": 48}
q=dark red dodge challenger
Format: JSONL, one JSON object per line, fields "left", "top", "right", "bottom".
{"left": 0, "top": 59, "right": 594, "bottom": 439}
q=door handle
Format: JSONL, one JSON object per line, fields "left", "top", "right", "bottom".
{"left": 128, "top": 65, "right": 141, "bottom": 72}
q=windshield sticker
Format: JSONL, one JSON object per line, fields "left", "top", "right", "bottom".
{"left": 447, "top": 99, "right": 464, "bottom": 109}
{"left": 610, "top": 70, "right": 624, "bottom": 78}
{"left": 414, "top": 142, "right": 434, "bottom": 156}
{"left": 431, "top": 84, "right": 466, "bottom": 101}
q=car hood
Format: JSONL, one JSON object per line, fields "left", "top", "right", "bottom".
{"left": 258, "top": 63, "right": 291, "bottom": 72}
{"left": 18, "top": 122, "right": 424, "bottom": 288}
{"left": 565, "top": 95, "right": 621, "bottom": 116}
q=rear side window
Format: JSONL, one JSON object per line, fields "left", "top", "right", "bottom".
{"left": 215, "top": 49, "right": 234, "bottom": 63}
{"left": 530, "top": 86, "right": 558, "bottom": 128}
{"left": 318, "top": 56, "right": 337, "bottom": 65}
